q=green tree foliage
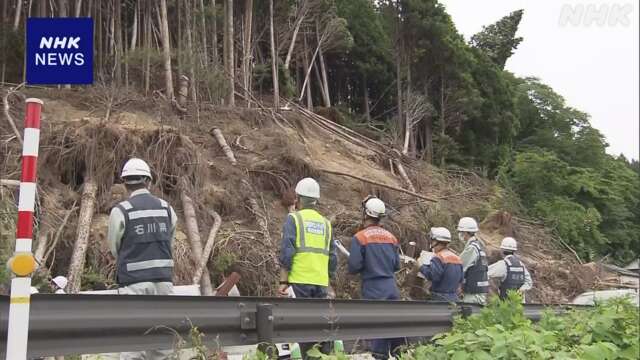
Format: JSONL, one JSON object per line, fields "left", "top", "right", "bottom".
{"left": 336, "top": 0, "right": 393, "bottom": 117}
{"left": 400, "top": 294, "right": 639, "bottom": 360}
{"left": 471, "top": 10, "right": 524, "bottom": 69}
{"left": 499, "top": 77, "right": 640, "bottom": 263}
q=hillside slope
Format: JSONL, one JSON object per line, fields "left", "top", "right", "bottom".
{"left": 1, "top": 87, "right": 600, "bottom": 303}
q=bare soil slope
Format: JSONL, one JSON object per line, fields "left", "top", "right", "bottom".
{"left": 1, "top": 87, "right": 600, "bottom": 303}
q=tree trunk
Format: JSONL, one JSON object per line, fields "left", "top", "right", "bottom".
{"left": 424, "top": 118, "right": 433, "bottom": 164}
{"left": 363, "top": 74, "right": 371, "bottom": 121}
{"left": 283, "top": 6, "right": 307, "bottom": 71}
{"left": 114, "top": 0, "right": 123, "bottom": 84}
{"left": 60, "top": 0, "right": 70, "bottom": 87}
{"left": 198, "top": 0, "right": 209, "bottom": 66}
{"left": 402, "top": 118, "right": 411, "bottom": 156}
{"left": 243, "top": 0, "right": 253, "bottom": 107}
{"left": 269, "top": 0, "right": 279, "bottom": 110}
{"left": 159, "top": 0, "right": 174, "bottom": 100}
{"left": 298, "top": 37, "right": 322, "bottom": 103}
{"left": 316, "top": 21, "right": 331, "bottom": 107}
{"left": 180, "top": 180, "right": 215, "bottom": 296}
{"left": 313, "top": 58, "right": 324, "bottom": 105}
{"left": 193, "top": 210, "right": 222, "bottom": 285}
{"left": 394, "top": 160, "right": 416, "bottom": 193}
{"left": 440, "top": 71, "right": 446, "bottom": 167}
{"left": 242, "top": 180, "right": 272, "bottom": 246}
{"left": 224, "top": 0, "right": 235, "bottom": 106}
{"left": 395, "top": 1, "right": 403, "bottom": 148}
{"left": 396, "top": 55, "right": 403, "bottom": 147}
{"left": 66, "top": 178, "right": 97, "bottom": 294}
{"left": 212, "top": 127, "right": 237, "bottom": 165}
{"left": 212, "top": 0, "right": 218, "bottom": 65}
{"left": 13, "top": 0, "right": 22, "bottom": 31}
{"left": 129, "top": 0, "right": 138, "bottom": 52}
{"left": 184, "top": 0, "right": 197, "bottom": 112}
{"left": 144, "top": 2, "right": 151, "bottom": 94}
{"left": 74, "top": 0, "right": 82, "bottom": 17}
{"left": 302, "top": 35, "right": 313, "bottom": 110}
{"left": 96, "top": 1, "right": 103, "bottom": 75}
{"left": 403, "top": 67, "right": 412, "bottom": 156}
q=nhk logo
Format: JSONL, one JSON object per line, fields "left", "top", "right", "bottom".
{"left": 36, "top": 37, "right": 85, "bottom": 66}
{"left": 27, "top": 18, "right": 93, "bottom": 84}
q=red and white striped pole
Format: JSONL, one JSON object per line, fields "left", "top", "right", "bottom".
{"left": 6, "top": 98, "right": 43, "bottom": 360}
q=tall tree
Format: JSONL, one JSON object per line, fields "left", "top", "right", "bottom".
{"left": 159, "top": 0, "right": 174, "bottom": 100}
{"left": 224, "top": 0, "right": 235, "bottom": 106}
{"left": 470, "top": 9, "right": 524, "bottom": 69}
{"left": 269, "top": 0, "right": 279, "bottom": 109}
{"left": 243, "top": 0, "right": 254, "bottom": 106}
{"left": 13, "top": 0, "right": 22, "bottom": 31}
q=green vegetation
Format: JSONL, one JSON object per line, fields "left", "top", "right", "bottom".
{"left": 401, "top": 293, "right": 639, "bottom": 360}
{"left": 334, "top": 1, "right": 640, "bottom": 264}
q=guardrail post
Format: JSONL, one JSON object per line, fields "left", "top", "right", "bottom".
{"left": 256, "top": 303, "right": 274, "bottom": 343}
{"left": 256, "top": 303, "right": 276, "bottom": 358}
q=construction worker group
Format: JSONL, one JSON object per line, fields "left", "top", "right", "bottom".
{"left": 278, "top": 176, "right": 533, "bottom": 359}
{"left": 74, "top": 158, "right": 532, "bottom": 360}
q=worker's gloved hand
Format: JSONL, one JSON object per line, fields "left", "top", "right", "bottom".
{"left": 417, "top": 251, "right": 435, "bottom": 267}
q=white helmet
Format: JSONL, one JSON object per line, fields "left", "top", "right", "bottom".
{"left": 430, "top": 227, "right": 452, "bottom": 242}
{"left": 52, "top": 275, "right": 68, "bottom": 290}
{"left": 121, "top": 158, "right": 152, "bottom": 183}
{"left": 363, "top": 197, "right": 386, "bottom": 218}
{"left": 295, "top": 178, "right": 320, "bottom": 199}
{"left": 500, "top": 237, "right": 518, "bottom": 251}
{"left": 457, "top": 217, "right": 479, "bottom": 233}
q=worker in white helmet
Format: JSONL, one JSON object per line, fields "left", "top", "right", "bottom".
{"left": 107, "top": 158, "right": 177, "bottom": 360}
{"left": 488, "top": 237, "right": 533, "bottom": 303}
{"left": 51, "top": 276, "right": 68, "bottom": 294}
{"left": 417, "top": 227, "right": 464, "bottom": 303}
{"left": 348, "top": 196, "right": 405, "bottom": 359}
{"left": 278, "top": 177, "right": 337, "bottom": 359}
{"left": 457, "top": 217, "right": 489, "bottom": 304}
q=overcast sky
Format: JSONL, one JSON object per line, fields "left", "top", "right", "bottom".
{"left": 440, "top": 0, "right": 639, "bottom": 160}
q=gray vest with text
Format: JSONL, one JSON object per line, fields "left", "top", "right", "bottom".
{"left": 499, "top": 255, "right": 526, "bottom": 299}
{"left": 463, "top": 239, "right": 489, "bottom": 294}
{"left": 116, "top": 193, "right": 173, "bottom": 286}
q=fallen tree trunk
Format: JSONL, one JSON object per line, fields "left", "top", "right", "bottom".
{"left": 318, "top": 168, "right": 437, "bottom": 202}
{"left": 67, "top": 178, "right": 97, "bottom": 293}
{"left": 242, "top": 180, "right": 273, "bottom": 246}
{"left": 180, "top": 179, "right": 214, "bottom": 295}
{"left": 193, "top": 210, "right": 222, "bottom": 285}
{"left": 395, "top": 160, "right": 417, "bottom": 193}
{"left": 0, "top": 179, "right": 20, "bottom": 187}
{"left": 211, "top": 127, "right": 237, "bottom": 165}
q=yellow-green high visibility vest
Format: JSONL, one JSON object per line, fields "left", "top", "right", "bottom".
{"left": 288, "top": 209, "right": 332, "bottom": 286}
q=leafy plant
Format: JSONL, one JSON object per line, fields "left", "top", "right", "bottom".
{"left": 400, "top": 294, "right": 639, "bottom": 360}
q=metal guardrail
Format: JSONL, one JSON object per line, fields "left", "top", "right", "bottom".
{"left": 0, "top": 295, "right": 571, "bottom": 358}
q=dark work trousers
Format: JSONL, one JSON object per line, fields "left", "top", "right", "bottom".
{"left": 362, "top": 278, "right": 406, "bottom": 360}
{"left": 291, "top": 284, "right": 333, "bottom": 360}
